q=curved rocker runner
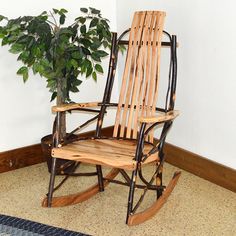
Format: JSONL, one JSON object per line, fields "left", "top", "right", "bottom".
{"left": 42, "top": 168, "right": 119, "bottom": 207}
{"left": 43, "top": 10, "right": 181, "bottom": 226}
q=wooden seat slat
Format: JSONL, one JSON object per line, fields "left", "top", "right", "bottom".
{"left": 52, "top": 139, "right": 159, "bottom": 170}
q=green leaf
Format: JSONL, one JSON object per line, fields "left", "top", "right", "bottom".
{"left": 17, "top": 66, "right": 28, "bottom": 82}
{"left": 9, "top": 43, "right": 24, "bottom": 54}
{"left": 73, "top": 79, "right": 82, "bottom": 86}
{"left": 32, "top": 63, "right": 44, "bottom": 75}
{"left": 1, "top": 37, "right": 9, "bottom": 46}
{"left": 17, "top": 66, "right": 27, "bottom": 75}
{"left": 0, "top": 33, "right": 6, "bottom": 39}
{"left": 38, "top": 15, "right": 48, "bottom": 21}
{"left": 92, "top": 71, "right": 97, "bottom": 81}
{"left": 89, "top": 18, "right": 98, "bottom": 28}
{"left": 72, "top": 51, "right": 82, "bottom": 59}
{"left": 95, "top": 50, "right": 109, "bottom": 57}
{"left": 102, "top": 41, "right": 109, "bottom": 48}
{"left": 40, "top": 11, "right": 47, "bottom": 15}
{"left": 70, "top": 86, "right": 79, "bottom": 93}
{"left": 89, "top": 8, "right": 100, "bottom": 15}
{"left": 90, "top": 39, "right": 102, "bottom": 50}
{"left": 8, "top": 24, "right": 20, "bottom": 32}
{"left": 95, "top": 64, "right": 103, "bottom": 73}
{"left": 32, "top": 46, "right": 41, "bottom": 57}
{"left": 80, "top": 8, "right": 88, "bottom": 13}
{"left": 80, "top": 17, "right": 86, "bottom": 24}
{"left": 80, "top": 38, "right": 91, "bottom": 48}
{"left": 17, "top": 51, "right": 30, "bottom": 61}
{"left": 6, "top": 34, "right": 18, "bottom": 44}
{"left": 70, "top": 59, "right": 78, "bottom": 68}
{"left": 0, "top": 26, "right": 7, "bottom": 38}
{"left": 75, "top": 16, "right": 86, "bottom": 24}
{"left": 60, "top": 8, "right": 68, "bottom": 14}
{"left": 50, "top": 92, "right": 57, "bottom": 102}
{"left": 59, "top": 28, "right": 73, "bottom": 35}
{"left": 59, "top": 14, "right": 65, "bottom": 25}
{"left": 21, "top": 16, "right": 33, "bottom": 22}
{"left": 0, "top": 15, "right": 7, "bottom": 22}
{"left": 40, "top": 58, "right": 51, "bottom": 67}
{"left": 102, "top": 28, "right": 108, "bottom": 38}
{"left": 86, "top": 65, "right": 93, "bottom": 78}
{"left": 26, "top": 37, "right": 35, "bottom": 49}
{"left": 86, "top": 29, "right": 96, "bottom": 36}
{"left": 23, "top": 70, "right": 29, "bottom": 82}
{"left": 46, "top": 78, "right": 56, "bottom": 88}
{"left": 16, "top": 35, "right": 29, "bottom": 44}
{"left": 81, "top": 58, "right": 88, "bottom": 67}
{"left": 91, "top": 52, "right": 101, "bottom": 62}
{"left": 81, "top": 47, "right": 91, "bottom": 56}
{"left": 101, "top": 19, "right": 110, "bottom": 29}
{"left": 80, "top": 25, "right": 86, "bottom": 34}
{"left": 53, "top": 8, "right": 59, "bottom": 14}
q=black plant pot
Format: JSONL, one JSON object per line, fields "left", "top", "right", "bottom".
{"left": 41, "top": 134, "right": 77, "bottom": 175}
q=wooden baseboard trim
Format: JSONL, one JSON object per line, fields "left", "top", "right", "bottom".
{"left": 164, "top": 143, "right": 236, "bottom": 192}
{"left": 0, "top": 144, "right": 45, "bottom": 173}
{"left": 1, "top": 126, "right": 235, "bottom": 193}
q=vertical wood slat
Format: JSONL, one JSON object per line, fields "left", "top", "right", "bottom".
{"left": 113, "top": 12, "right": 144, "bottom": 137}
{"left": 119, "top": 12, "right": 146, "bottom": 138}
{"left": 143, "top": 13, "right": 158, "bottom": 142}
{"left": 130, "top": 13, "right": 153, "bottom": 139}
{"left": 126, "top": 12, "right": 150, "bottom": 138}
{"left": 113, "top": 11, "right": 166, "bottom": 139}
{"left": 133, "top": 12, "right": 156, "bottom": 139}
{"left": 149, "top": 13, "right": 166, "bottom": 142}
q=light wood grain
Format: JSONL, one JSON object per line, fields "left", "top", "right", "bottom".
{"left": 52, "top": 102, "right": 100, "bottom": 112}
{"left": 52, "top": 139, "right": 159, "bottom": 170}
{"left": 113, "top": 11, "right": 166, "bottom": 140}
{"left": 113, "top": 13, "right": 143, "bottom": 137}
{"left": 126, "top": 12, "right": 150, "bottom": 138}
{"left": 120, "top": 12, "right": 146, "bottom": 137}
{"left": 139, "top": 110, "right": 180, "bottom": 123}
{"left": 127, "top": 171, "right": 181, "bottom": 226}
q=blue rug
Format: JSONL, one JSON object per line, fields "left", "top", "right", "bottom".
{"left": 0, "top": 214, "right": 89, "bottom": 236}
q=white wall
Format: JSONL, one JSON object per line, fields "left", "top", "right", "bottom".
{"left": 1, "top": 0, "right": 236, "bottom": 170}
{"left": 0, "top": 0, "right": 117, "bottom": 151}
{"left": 117, "top": 0, "right": 236, "bottom": 169}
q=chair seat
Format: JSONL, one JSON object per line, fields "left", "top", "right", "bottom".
{"left": 52, "top": 139, "right": 159, "bottom": 170}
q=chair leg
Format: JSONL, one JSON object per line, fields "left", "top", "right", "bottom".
{"left": 96, "top": 165, "right": 104, "bottom": 192}
{"left": 47, "top": 157, "right": 57, "bottom": 207}
{"left": 156, "top": 164, "right": 163, "bottom": 199}
{"left": 126, "top": 169, "right": 137, "bottom": 224}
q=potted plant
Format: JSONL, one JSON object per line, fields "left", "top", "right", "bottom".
{"left": 0, "top": 7, "right": 111, "bottom": 173}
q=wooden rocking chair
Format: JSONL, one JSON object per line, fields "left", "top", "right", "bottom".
{"left": 42, "top": 11, "right": 180, "bottom": 225}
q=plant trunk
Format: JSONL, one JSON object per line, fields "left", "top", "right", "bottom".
{"left": 57, "top": 77, "right": 66, "bottom": 139}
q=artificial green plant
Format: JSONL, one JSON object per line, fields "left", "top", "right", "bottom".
{"left": 0, "top": 7, "right": 111, "bottom": 137}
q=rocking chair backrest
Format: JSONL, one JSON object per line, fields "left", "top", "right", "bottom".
{"left": 113, "top": 11, "right": 166, "bottom": 140}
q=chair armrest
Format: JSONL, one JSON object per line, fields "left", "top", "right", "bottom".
{"left": 52, "top": 102, "right": 101, "bottom": 112}
{"left": 139, "top": 110, "right": 180, "bottom": 123}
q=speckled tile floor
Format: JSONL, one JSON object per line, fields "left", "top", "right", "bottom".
{"left": 0, "top": 163, "right": 235, "bottom": 236}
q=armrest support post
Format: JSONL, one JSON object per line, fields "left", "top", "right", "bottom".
{"left": 53, "top": 112, "right": 61, "bottom": 148}
{"left": 134, "top": 122, "right": 146, "bottom": 162}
